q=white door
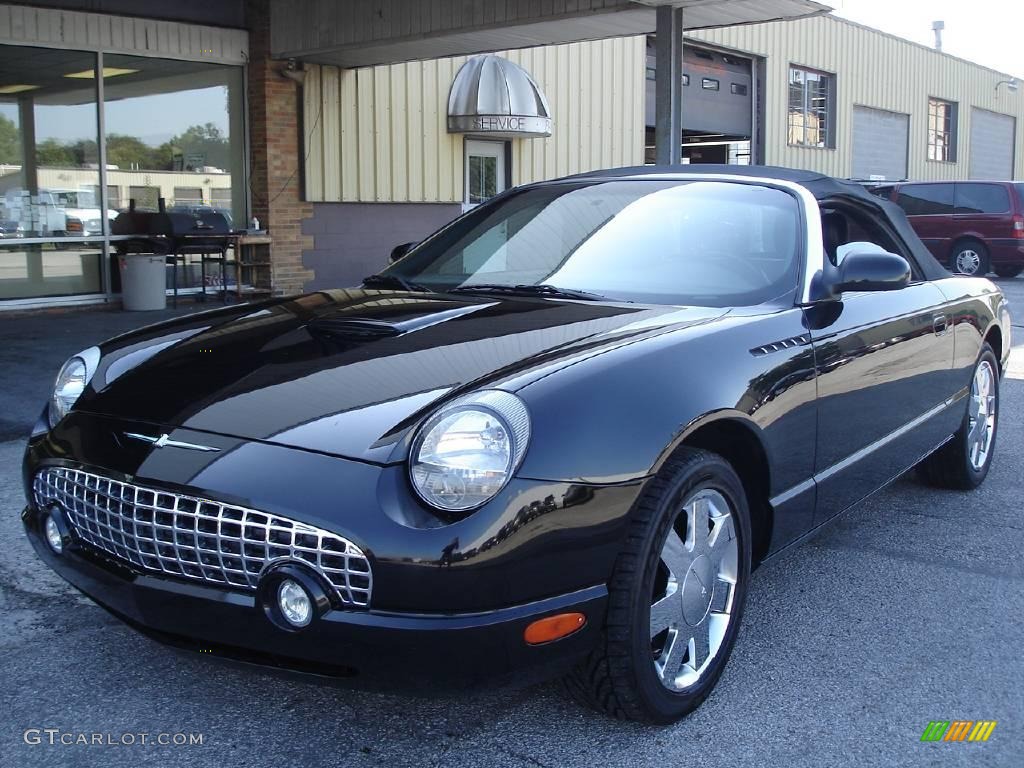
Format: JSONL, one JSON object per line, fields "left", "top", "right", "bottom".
{"left": 464, "top": 139, "right": 507, "bottom": 209}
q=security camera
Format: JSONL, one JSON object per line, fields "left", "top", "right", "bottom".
{"left": 280, "top": 58, "right": 306, "bottom": 85}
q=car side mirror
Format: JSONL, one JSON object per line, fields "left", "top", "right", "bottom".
{"left": 390, "top": 242, "right": 416, "bottom": 263}
{"left": 829, "top": 250, "right": 911, "bottom": 295}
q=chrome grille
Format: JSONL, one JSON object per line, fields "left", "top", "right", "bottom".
{"left": 33, "top": 467, "right": 371, "bottom": 608}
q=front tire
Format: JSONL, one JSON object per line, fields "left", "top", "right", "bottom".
{"left": 918, "top": 344, "right": 999, "bottom": 489}
{"left": 565, "top": 448, "right": 751, "bottom": 723}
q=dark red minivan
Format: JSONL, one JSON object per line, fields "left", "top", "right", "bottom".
{"left": 872, "top": 181, "right": 1024, "bottom": 277}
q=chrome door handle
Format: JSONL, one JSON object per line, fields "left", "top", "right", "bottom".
{"left": 933, "top": 314, "right": 949, "bottom": 336}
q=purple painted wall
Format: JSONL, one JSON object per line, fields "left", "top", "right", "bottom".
{"left": 301, "top": 202, "right": 462, "bottom": 291}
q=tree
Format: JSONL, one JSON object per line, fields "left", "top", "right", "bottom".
{"left": 178, "top": 123, "right": 226, "bottom": 143}
{"left": 36, "top": 137, "right": 76, "bottom": 167}
{"left": 104, "top": 134, "right": 158, "bottom": 170}
{"left": 70, "top": 138, "right": 100, "bottom": 166}
{"left": 0, "top": 119, "right": 233, "bottom": 172}
{"left": 0, "top": 114, "right": 21, "bottom": 165}
{"left": 159, "top": 122, "right": 231, "bottom": 171}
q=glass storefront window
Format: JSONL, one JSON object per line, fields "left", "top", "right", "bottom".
{"left": 0, "top": 42, "right": 247, "bottom": 302}
{"left": 0, "top": 44, "right": 104, "bottom": 298}
{"left": 102, "top": 54, "right": 246, "bottom": 228}
{"left": 0, "top": 45, "right": 103, "bottom": 242}
{"left": 0, "top": 242, "right": 103, "bottom": 299}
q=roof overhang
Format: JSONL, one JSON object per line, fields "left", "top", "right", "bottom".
{"left": 271, "top": 0, "right": 831, "bottom": 68}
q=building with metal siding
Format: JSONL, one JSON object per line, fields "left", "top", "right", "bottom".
{"left": 292, "top": 11, "right": 1019, "bottom": 288}
{"left": 297, "top": 36, "right": 649, "bottom": 289}
{"left": 302, "top": 13, "right": 1022, "bottom": 209}
{"left": 302, "top": 36, "right": 647, "bottom": 204}
{"left": 292, "top": 12, "right": 1022, "bottom": 289}
{"left": 688, "top": 14, "right": 1023, "bottom": 180}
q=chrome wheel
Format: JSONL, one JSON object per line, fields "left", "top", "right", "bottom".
{"left": 650, "top": 489, "right": 738, "bottom": 691}
{"left": 955, "top": 249, "right": 982, "bottom": 275}
{"left": 968, "top": 360, "right": 997, "bottom": 471}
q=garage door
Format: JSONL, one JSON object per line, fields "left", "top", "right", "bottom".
{"left": 851, "top": 106, "right": 909, "bottom": 180}
{"left": 645, "top": 44, "right": 753, "bottom": 137}
{"left": 970, "top": 108, "right": 1016, "bottom": 179}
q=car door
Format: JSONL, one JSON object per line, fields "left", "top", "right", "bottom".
{"left": 892, "top": 183, "right": 955, "bottom": 263}
{"left": 809, "top": 201, "right": 956, "bottom": 523}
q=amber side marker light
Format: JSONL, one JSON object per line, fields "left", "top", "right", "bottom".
{"left": 524, "top": 613, "right": 587, "bottom": 645}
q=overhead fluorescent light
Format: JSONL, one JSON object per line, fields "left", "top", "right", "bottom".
{"left": 0, "top": 84, "right": 40, "bottom": 94}
{"left": 64, "top": 67, "right": 139, "bottom": 80}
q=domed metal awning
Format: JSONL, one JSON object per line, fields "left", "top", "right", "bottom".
{"left": 447, "top": 55, "right": 552, "bottom": 138}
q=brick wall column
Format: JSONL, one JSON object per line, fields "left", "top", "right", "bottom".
{"left": 247, "top": 0, "right": 314, "bottom": 295}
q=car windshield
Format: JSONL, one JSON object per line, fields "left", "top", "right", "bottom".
{"left": 382, "top": 179, "right": 802, "bottom": 307}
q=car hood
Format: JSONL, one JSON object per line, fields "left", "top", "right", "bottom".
{"left": 79, "top": 289, "right": 727, "bottom": 463}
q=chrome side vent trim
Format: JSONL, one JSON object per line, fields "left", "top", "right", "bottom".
{"left": 750, "top": 334, "right": 811, "bottom": 356}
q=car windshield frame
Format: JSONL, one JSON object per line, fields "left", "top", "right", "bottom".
{"left": 380, "top": 177, "right": 807, "bottom": 309}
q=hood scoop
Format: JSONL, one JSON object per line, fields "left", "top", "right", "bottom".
{"left": 307, "top": 302, "right": 494, "bottom": 340}
{"left": 307, "top": 317, "right": 401, "bottom": 338}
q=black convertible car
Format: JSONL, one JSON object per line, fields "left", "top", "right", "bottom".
{"left": 23, "top": 166, "right": 1009, "bottom": 723}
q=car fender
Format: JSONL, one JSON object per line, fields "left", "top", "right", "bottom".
{"left": 948, "top": 230, "right": 989, "bottom": 251}
{"left": 652, "top": 407, "right": 767, "bottom": 475}
{"left": 509, "top": 308, "right": 817, "bottom": 499}
{"left": 933, "top": 276, "right": 1008, "bottom": 375}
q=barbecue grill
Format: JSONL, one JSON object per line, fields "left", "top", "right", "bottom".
{"left": 111, "top": 199, "right": 234, "bottom": 305}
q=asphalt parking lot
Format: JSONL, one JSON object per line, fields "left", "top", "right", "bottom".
{"left": 2, "top": 284, "right": 1022, "bottom": 768}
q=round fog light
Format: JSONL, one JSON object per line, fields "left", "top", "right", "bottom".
{"left": 277, "top": 579, "right": 313, "bottom": 628}
{"left": 44, "top": 514, "right": 64, "bottom": 554}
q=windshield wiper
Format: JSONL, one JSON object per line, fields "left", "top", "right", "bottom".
{"left": 446, "top": 283, "right": 610, "bottom": 301}
{"left": 362, "top": 273, "right": 431, "bottom": 292}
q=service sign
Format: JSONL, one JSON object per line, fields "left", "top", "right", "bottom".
{"left": 447, "top": 114, "right": 552, "bottom": 138}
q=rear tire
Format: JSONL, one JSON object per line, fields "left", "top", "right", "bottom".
{"left": 949, "top": 240, "right": 989, "bottom": 276}
{"left": 993, "top": 263, "right": 1023, "bottom": 279}
{"left": 565, "top": 448, "right": 751, "bottom": 723}
{"left": 918, "top": 344, "right": 999, "bottom": 489}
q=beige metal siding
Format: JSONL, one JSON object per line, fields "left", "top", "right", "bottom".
{"left": 689, "top": 15, "right": 1024, "bottom": 180}
{"left": 304, "top": 36, "right": 646, "bottom": 203}
{"left": 0, "top": 2, "right": 247, "bottom": 63}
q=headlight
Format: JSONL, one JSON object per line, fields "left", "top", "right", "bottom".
{"left": 410, "top": 390, "right": 530, "bottom": 512}
{"left": 48, "top": 347, "right": 100, "bottom": 428}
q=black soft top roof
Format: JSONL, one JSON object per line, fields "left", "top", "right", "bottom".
{"left": 559, "top": 164, "right": 950, "bottom": 281}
